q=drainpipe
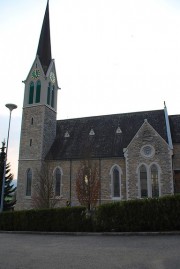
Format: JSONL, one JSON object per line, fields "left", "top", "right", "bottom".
{"left": 164, "top": 101, "right": 173, "bottom": 150}
{"left": 70, "top": 159, "right": 72, "bottom": 206}
{"left": 99, "top": 158, "right": 101, "bottom": 205}
{"left": 164, "top": 102, "right": 174, "bottom": 194}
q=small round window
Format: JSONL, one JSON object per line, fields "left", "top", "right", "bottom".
{"left": 141, "top": 145, "right": 155, "bottom": 158}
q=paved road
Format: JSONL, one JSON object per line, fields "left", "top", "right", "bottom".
{"left": 0, "top": 233, "right": 180, "bottom": 269}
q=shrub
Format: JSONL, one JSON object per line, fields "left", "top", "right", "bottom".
{"left": 0, "top": 196, "right": 180, "bottom": 232}
{"left": 0, "top": 206, "right": 93, "bottom": 232}
{"left": 95, "top": 195, "right": 180, "bottom": 232}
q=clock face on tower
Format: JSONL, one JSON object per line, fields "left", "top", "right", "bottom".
{"left": 50, "top": 72, "right": 56, "bottom": 83}
{"left": 32, "top": 69, "right": 40, "bottom": 79}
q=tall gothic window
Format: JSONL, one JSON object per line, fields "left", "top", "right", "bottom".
{"left": 51, "top": 86, "right": 54, "bottom": 108}
{"left": 47, "top": 82, "right": 51, "bottom": 105}
{"left": 111, "top": 166, "right": 121, "bottom": 199}
{"left": 36, "top": 80, "right": 41, "bottom": 103}
{"left": 29, "top": 82, "right": 34, "bottom": 104}
{"left": 140, "top": 165, "right": 148, "bottom": 198}
{"left": 113, "top": 168, "right": 120, "bottom": 197}
{"left": 26, "top": 168, "right": 32, "bottom": 196}
{"left": 47, "top": 83, "right": 55, "bottom": 108}
{"left": 151, "top": 164, "right": 159, "bottom": 197}
{"left": 55, "top": 168, "right": 61, "bottom": 196}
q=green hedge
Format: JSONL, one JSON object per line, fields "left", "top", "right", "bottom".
{"left": 0, "top": 196, "right": 180, "bottom": 232}
{"left": 0, "top": 206, "right": 93, "bottom": 232}
{"left": 95, "top": 195, "right": 180, "bottom": 232}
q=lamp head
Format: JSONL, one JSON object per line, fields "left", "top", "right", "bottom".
{"left": 5, "top": 103, "right": 17, "bottom": 112}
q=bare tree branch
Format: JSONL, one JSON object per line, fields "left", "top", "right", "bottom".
{"left": 31, "top": 162, "right": 61, "bottom": 209}
{"left": 76, "top": 160, "right": 100, "bottom": 211}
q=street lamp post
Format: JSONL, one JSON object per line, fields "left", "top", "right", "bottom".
{"left": 0, "top": 103, "right": 17, "bottom": 213}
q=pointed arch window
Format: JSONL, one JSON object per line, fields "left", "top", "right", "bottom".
{"left": 30, "top": 139, "right": 32, "bottom": 147}
{"left": 29, "top": 82, "right": 34, "bottom": 104}
{"left": 26, "top": 168, "right": 32, "bottom": 196}
{"left": 51, "top": 86, "right": 55, "bottom": 108}
{"left": 47, "top": 82, "right": 51, "bottom": 105}
{"left": 35, "top": 80, "right": 41, "bottom": 103}
{"left": 140, "top": 165, "right": 148, "bottom": 198}
{"left": 55, "top": 168, "right": 61, "bottom": 196}
{"left": 151, "top": 164, "right": 159, "bottom": 197}
{"left": 110, "top": 165, "right": 121, "bottom": 199}
{"left": 113, "top": 168, "right": 120, "bottom": 197}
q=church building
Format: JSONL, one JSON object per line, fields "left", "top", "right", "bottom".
{"left": 16, "top": 2, "right": 180, "bottom": 210}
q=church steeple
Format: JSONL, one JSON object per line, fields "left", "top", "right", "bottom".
{"left": 23, "top": 0, "right": 58, "bottom": 111}
{"left": 37, "top": 0, "right": 52, "bottom": 74}
{"left": 16, "top": 0, "right": 59, "bottom": 211}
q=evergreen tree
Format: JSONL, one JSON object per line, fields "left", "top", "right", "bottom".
{"left": 0, "top": 141, "right": 6, "bottom": 204}
{"left": 0, "top": 141, "right": 16, "bottom": 211}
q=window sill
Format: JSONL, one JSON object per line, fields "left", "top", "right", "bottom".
{"left": 112, "top": 197, "right": 121, "bottom": 200}
{"left": 25, "top": 196, "right": 31, "bottom": 199}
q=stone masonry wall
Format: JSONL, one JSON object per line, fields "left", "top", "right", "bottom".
{"left": 16, "top": 105, "right": 56, "bottom": 210}
{"left": 19, "top": 106, "right": 56, "bottom": 161}
{"left": 16, "top": 158, "right": 126, "bottom": 210}
{"left": 125, "top": 120, "right": 173, "bottom": 199}
{"left": 16, "top": 160, "right": 42, "bottom": 210}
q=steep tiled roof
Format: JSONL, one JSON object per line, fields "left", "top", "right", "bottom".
{"left": 46, "top": 109, "right": 168, "bottom": 160}
{"left": 169, "top": 115, "right": 180, "bottom": 143}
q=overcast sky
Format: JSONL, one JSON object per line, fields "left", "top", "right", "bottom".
{"left": 0, "top": 0, "right": 180, "bottom": 178}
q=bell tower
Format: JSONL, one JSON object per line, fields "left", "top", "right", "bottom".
{"left": 16, "top": 1, "right": 59, "bottom": 209}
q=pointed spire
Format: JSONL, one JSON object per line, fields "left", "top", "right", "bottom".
{"left": 37, "top": 0, "right": 52, "bottom": 74}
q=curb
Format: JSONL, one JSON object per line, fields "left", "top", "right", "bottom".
{"left": 0, "top": 231, "right": 180, "bottom": 236}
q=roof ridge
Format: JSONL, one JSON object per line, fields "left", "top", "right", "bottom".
{"left": 57, "top": 109, "right": 164, "bottom": 122}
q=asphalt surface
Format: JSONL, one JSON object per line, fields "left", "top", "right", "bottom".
{"left": 0, "top": 233, "right": 180, "bottom": 269}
